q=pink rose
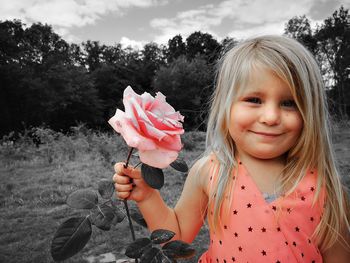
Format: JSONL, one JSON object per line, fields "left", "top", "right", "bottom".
{"left": 108, "top": 86, "right": 184, "bottom": 168}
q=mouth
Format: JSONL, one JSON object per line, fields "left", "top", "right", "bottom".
{"left": 250, "top": 131, "right": 282, "bottom": 137}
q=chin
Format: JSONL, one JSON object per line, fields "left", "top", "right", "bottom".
{"left": 250, "top": 151, "right": 285, "bottom": 160}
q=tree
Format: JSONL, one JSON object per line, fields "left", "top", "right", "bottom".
{"left": 284, "top": 15, "right": 317, "bottom": 54}
{"left": 153, "top": 55, "right": 213, "bottom": 130}
{"left": 185, "top": 31, "right": 221, "bottom": 63}
{"left": 22, "top": 22, "right": 70, "bottom": 68}
{"left": 82, "top": 40, "right": 105, "bottom": 72}
{"left": 42, "top": 64, "right": 103, "bottom": 130}
{"left": 315, "top": 6, "right": 350, "bottom": 117}
{"left": 166, "top": 34, "right": 186, "bottom": 63}
{"left": 219, "top": 37, "right": 238, "bottom": 57}
{"left": 139, "top": 42, "right": 165, "bottom": 91}
{"left": 0, "top": 19, "right": 25, "bottom": 65}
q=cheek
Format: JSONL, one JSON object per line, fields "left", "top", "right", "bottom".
{"left": 229, "top": 105, "right": 254, "bottom": 139}
{"left": 285, "top": 112, "right": 303, "bottom": 135}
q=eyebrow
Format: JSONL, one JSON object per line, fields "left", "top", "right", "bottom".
{"left": 240, "top": 90, "right": 295, "bottom": 100}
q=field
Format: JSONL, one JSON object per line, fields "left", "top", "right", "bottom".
{"left": 0, "top": 125, "right": 349, "bottom": 263}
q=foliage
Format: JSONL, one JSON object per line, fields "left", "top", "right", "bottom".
{"left": 153, "top": 55, "right": 214, "bottom": 130}
{"left": 49, "top": 142, "right": 191, "bottom": 262}
{"left": 284, "top": 15, "right": 317, "bottom": 53}
{"left": 284, "top": 6, "right": 350, "bottom": 118}
{"left": 1, "top": 6, "right": 350, "bottom": 136}
{"left": 315, "top": 6, "right": 350, "bottom": 118}
{"left": 1, "top": 127, "right": 350, "bottom": 262}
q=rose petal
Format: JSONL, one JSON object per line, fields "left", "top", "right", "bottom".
{"left": 139, "top": 119, "right": 167, "bottom": 141}
{"left": 108, "top": 112, "right": 157, "bottom": 151}
{"left": 124, "top": 86, "right": 141, "bottom": 102}
{"left": 157, "top": 134, "right": 183, "bottom": 151}
{"left": 146, "top": 111, "right": 175, "bottom": 130}
{"left": 139, "top": 148, "right": 178, "bottom": 169}
{"left": 141, "top": 92, "right": 154, "bottom": 110}
{"left": 149, "top": 92, "right": 177, "bottom": 114}
{"left": 124, "top": 98, "right": 140, "bottom": 130}
{"left": 108, "top": 109, "right": 125, "bottom": 133}
{"left": 126, "top": 96, "right": 153, "bottom": 127}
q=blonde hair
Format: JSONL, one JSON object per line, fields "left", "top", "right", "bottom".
{"left": 201, "top": 35, "right": 349, "bottom": 252}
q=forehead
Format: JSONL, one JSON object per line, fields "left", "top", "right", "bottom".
{"left": 238, "top": 66, "right": 293, "bottom": 97}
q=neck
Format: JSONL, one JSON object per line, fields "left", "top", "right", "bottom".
{"left": 235, "top": 149, "right": 286, "bottom": 193}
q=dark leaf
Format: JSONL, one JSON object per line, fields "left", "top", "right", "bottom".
{"left": 125, "top": 238, "right": 152, "bottom": 259}
{"left": 91, "top": 204, "right": 115, "bottom": 231}
{"left": 66, "top": 189, "right": 98, "bottom": 209}
{"left": 130, "top": 207, "right": 147, "bottom": 228}
{"left": 51, "top": 217, "right": 92, "bottom": 261}
{"left": 162, "top": 240, "right": 195, "bottom": 259}
{"left": 110, "top": 194, "right": 122, "bottom": 207}
{"left": 98, "top": 179, "right": 114, "bottom": 199}
{"left": 141, "top": 163, "right": 164, "bottom": 189}
{"left": 151, "top": 229, "right": 175, "bottom": 244}
{"left": 140, "top": 247, "right": 161, "bottom": 263}
{"left": 111, "top": 206, "right": 126, "bottom": 224}
{"left": 170, "top": 158, "right": 188, "bottom": 173}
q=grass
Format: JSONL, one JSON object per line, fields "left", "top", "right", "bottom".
{"left": 0, "top": 125, "right": 349, "bottom": 263}
{"left": 0, "top": 127, "right": 208, "bottom": 263}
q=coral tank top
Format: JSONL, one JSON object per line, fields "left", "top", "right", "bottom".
{"left": 199, "top": 160, "right": 325, "bottom": 263}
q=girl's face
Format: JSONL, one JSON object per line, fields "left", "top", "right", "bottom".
{"left": 229, "top": 67, "right": 303, "bottom": 160}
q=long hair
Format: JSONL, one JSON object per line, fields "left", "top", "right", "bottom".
{"left": 201, "top": 35, "right": 349, "bottom": 252}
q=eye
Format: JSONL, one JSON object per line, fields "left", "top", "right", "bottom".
{"left": 281, "top": 100, "right": 297, "bottom": 108}
{"left": 245, "top": 97, "right": 261, "bottom": 104}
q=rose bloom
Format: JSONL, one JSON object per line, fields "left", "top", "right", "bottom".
{"left": 108, "top": 86, "right": 184, "bottom": 168}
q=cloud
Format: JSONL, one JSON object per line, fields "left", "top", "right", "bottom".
{"left": 227, "top": 22, "right": 285, "bottom": 40}
{"left": 150, "top": 0, "right": 327, "bottom": 43}
{"left": 0, "top": 0, "right": 166, "bottom": 41}
{"left": 309, "top": 0, "right": 348, "bottom": 20}
{"left": 120, "top": 36, "right": 146, "bottom": 50}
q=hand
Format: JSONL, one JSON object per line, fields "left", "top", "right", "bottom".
{"left": 113, "top": 162, "right": 155, "bottom": 202}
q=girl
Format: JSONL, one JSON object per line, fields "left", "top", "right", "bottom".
{"left": 113, "top": 35, "right": 350, "bottom": 262}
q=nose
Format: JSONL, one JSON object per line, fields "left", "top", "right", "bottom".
{"left": 259, "top": 103, "right": 281, "bottom": 126}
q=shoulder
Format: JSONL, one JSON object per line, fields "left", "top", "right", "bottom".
{"left": 187, "top": 152, "right": 220, "bottom": 194}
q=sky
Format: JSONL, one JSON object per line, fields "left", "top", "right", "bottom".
{"left": 1, "top": 0, "right": 349, "bottom": 49}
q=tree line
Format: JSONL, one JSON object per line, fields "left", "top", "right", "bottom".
{"left": 0, "top": 6, "right": 349, "bottom": 137}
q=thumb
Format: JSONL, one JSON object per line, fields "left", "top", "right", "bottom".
{"left": 124, "top": 166, "right": 142, "bottom": 179}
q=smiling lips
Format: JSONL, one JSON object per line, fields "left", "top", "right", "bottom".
{"left": 251, "top": 131, "right": 282, "bottom": 137}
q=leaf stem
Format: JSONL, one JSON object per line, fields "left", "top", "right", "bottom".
{"left": 123, "top": 147, "right": 138, "bottom": 263}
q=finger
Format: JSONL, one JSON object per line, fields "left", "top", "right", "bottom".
{"left": 113, "top": 173, "right": 132, "bottom": 184}
{"left": 114, "top": 162, "right": 127, "bottom": 173}
{"left": 126, "top": 168, "right": 142, "bottom": 179}
{"left": 116, "top": 191, "right": 130, "bottom": 200}
{"left": 114, "top": 183, "right": 133, "bottom": 192}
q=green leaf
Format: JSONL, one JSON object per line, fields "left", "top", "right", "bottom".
{"left": 51, "top": 217, "right": 92, "bottom": 261}
{"left": 141, "top": 163, "right": 164, "bottom": 189}
{"left": 170, "top": 158, "right": 188, "bottom": 173}
{"left": 98, "top": 179, "right": 114, "bottom": 199}
{"left": 91, "top": 204, "right": 115, "bottom": 231}
{"left": 151, "top": 229, "right": 175, "bottom": 244}
{"left": 125, "top": 238, "right": 152, "bottom": 259}
{"left": 130, "top": 207, "right": 147, "bottom": 228}
{"left": 162, "top": 240, "right": 195, "bottom": 259}
{"left": 66, "top": 189, "right": 98, "bottom": 209}
{"left": 140, "top": 247, "right": 162, "bottom": 263}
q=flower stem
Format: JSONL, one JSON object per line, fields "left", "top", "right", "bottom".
{"left": 123, "top": 147, "right": 138, "bottom": 263}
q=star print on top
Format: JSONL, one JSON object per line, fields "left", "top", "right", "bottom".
{"left": 198, "top": 160, "right": 325, "bottom": 263}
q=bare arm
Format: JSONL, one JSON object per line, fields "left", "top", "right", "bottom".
{"left": 322, "top": 230, "right": 350, "bottom": 263}
{"left": 136, "top": 159, "right": 209, "bottom": 243}
{"left": 114, "top": 158, "right": 211, "bottom": 242}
